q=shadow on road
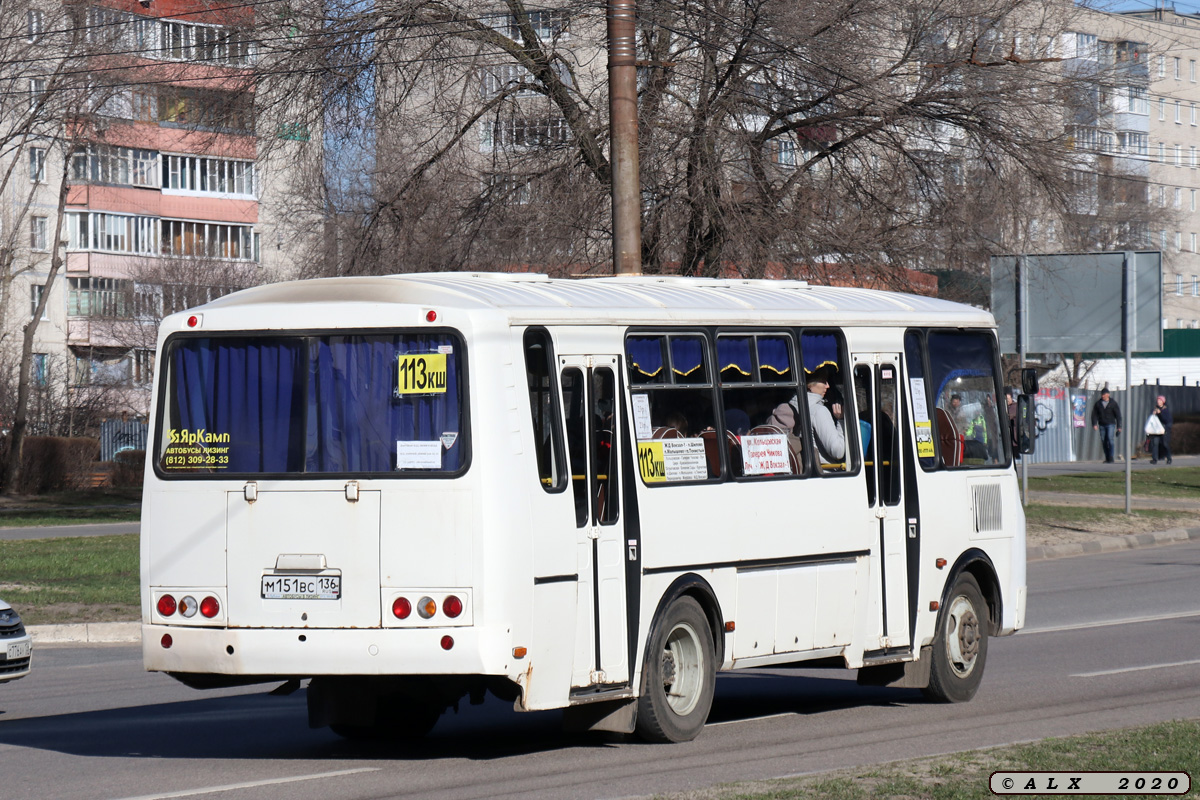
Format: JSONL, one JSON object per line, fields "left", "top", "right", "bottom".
{"left": 0, "top": 670, "right": 925, "bottom": 761}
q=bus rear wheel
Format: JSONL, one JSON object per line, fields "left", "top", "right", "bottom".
{"left": 923, "top": 572, "right": 988, "bottom": 703}
{"left": 635, "top": 596, "right": 716, "bottom": 743}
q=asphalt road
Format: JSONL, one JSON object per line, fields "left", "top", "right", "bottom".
{"left": 1, "top": 540, "right": 1199, "bottom": 800}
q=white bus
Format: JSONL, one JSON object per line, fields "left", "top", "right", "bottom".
{"left": 141, "top": 272, "right": 1031, "bottom": 743}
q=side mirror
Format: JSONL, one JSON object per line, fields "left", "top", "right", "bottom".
{"left": 1021, "top": 368, "right": 1039, "bottom": 396}
{"left": 1016, "top": 395, "right": 1036, "bottom": 455}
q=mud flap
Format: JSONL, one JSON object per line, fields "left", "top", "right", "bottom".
{"left": 562, "top": 698, "right": 637, "bottom": 733}
{"left": 856, "top": 645, "right": 933, "bottom": 689}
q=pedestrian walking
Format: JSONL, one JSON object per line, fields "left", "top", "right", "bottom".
{"left": 1148, "top": 395, "right": 1173, "bottom": 465}
{"left": 1091, "top": 389, "right": 1122, "bottom": 463}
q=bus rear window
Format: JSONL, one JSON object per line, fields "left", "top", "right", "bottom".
{"left": 157, "top": 332, "right": 466, "bottom": 476}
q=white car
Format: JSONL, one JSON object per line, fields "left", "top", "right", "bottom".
{"left": 0, "top": 597, "right": 32, "bottom": 683}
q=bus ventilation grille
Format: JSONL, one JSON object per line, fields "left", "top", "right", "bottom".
{"left": 972, "top": 483, "right": 1003, "bottom": 533}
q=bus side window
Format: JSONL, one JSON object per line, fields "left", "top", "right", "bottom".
{"left": 798, "top": 330, "right": 857, "bottom": 475}
{"left": 591, "top": 367, "right": 619, "bottom": 524}
{"left": 626, "top": 333, "right": 718, "bottom": 482}
{"left": 523, "top": 328, "right": 566, "bottom": 492}
{"left": 561, "top": 368, "right": 589, "bottom": 526}
{"left": 718, "top": 333, "right": 804, "bottom": 479}
{"left": 905, "top": 330, "right": 937, "bottom": 471}
{"left": 926, "top": 331, "right": 1007, "bottom": 468}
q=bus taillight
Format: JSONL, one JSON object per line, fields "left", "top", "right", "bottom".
{"left": 157, "top": 594, "right": 177, "bottom": 617}
{"left": 443, "top": 596, "right": 463, "bottom": 618}
{"left": 200, "top": 596, "right": 220, "bottom": 618}
{"left": 418, "top": 596, "right": 437, "bottom": 619}
{"left": 392, "top": 597, "right": 412, "bottom": 619}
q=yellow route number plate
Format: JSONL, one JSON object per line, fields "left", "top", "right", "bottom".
{"left": 397, "top": 353, "right": 448, "bottom": 395}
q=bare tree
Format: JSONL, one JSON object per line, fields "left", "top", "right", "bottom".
{"left": 251, "top": 0, "right": 1129, "bottom": 283}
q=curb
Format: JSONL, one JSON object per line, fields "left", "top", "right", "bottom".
{"left": 28, "top": 621, "right": 140, "bottom": 645}
{"left": 24, "top": 529, "right": 1200, "bottom": 644}
{"left": 1027, "top": 526, "right": 1200, "bottom": 561}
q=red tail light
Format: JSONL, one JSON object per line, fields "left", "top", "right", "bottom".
{"left": 392, "top": 597, "right": 412, "bottom": 619}
{"left": 440, "top": 635, "right": 454, "bottom": 650}
{"left": 200, "top": 596, "right": 220, "bottom": 618}
{"left": 161, "top": 634, "right": 173, "bottom": 648}
{"left": 443, "top": 595, "right": 463, "bottom": 618}
{"left": 157, "top": 594, "right": 177, "bottom": 616}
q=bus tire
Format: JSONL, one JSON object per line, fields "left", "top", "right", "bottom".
{"left": 922, "top": 572, "right": 988, "bottom": 703}
{"left": 635, "top": 595, "right": 716, "bottom": 743}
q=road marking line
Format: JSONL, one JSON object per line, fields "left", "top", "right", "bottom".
{"left": 1073, "top": 658, "right": 1200, "bottom": 678}
{"left": 1020, "top": 609, "right": 1200, "bottom": 635}
{"left": 709, "top": 712, "right": 793, "bottom": 727}
{"left": 111, "top": 767, "right": 380, "bottom": 800}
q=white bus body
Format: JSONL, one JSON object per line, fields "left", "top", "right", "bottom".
{"left": 141, "top": 273, "right": 1026, "bottom": 742}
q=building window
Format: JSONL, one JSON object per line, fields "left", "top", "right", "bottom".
{"left": 30, "top": 216, "right": 47, "bottom": 251}
{"left": 29, "top": 147, "right": 45, "bottom": 182}
{"left": 1178, "top": 274, "right": 1185, "bottom": 295}
{"left": 1159, "top": 97, "right": 1166, "bottom": 120}
{"left": 1159, "top": 141, "right": 1166, "bottom": 161}
{"left": 1193, "top": 234, "right": 1198, "bottom": 253}
{"left": 27, "top": 9, "right": 43, "bottom": 42}
{"left": 1159, "top": 54, "right": 1166, "bottom": 77}
{"left": 32, "top": 353, "right": 47, "bottom": 386}
{"left": 1193, "top": 104, "right": 1198, "bottom": 125}
{"left": 66, "top": 211, "right": 158, "bottom": 255}
{"left": 1175, "top": 56, "right": 1181, "bottom": 79}
{"left": 1177, "top": 144, "right": 1183, "bottom": 166}
{"left": 1127, "top": 86, "right": 1148, "bottom": 114}
{"left": 1193, "top": 275, "right": 1199, "bottom": 296}
{"left": 1176, "top": 231, "right": 1183, "bottom": 251}
{"left": 160, "top": 155, "right": 255, "bottom": 196}
{"left": 1175, "top": 188, "right": 1182, "bottom": 208}
{"left": 71, "top": 145, "right": 158, "bottom": 187}
{"left": 160, "top": 219, "right": 256, "bottom": 260}
{"left": 490, "top": 9, "right": 570, "bottom": 41}
{"left": 1192, "top": 146, "right": 1198, "bottom": 167}
{"left": 481, "top": 116, "right": 572, "bottom": 150}
{"left": 1161, "top": 230, "right": 1168, "bottom": 249}
{"left": 68, "top": 277, "right": 133, "bottom": 318}
{"left": 1175, "top": 100, "right": 1181, "bottom": 123}
{"left": 29, "top": 78, "right": 45, "bottom": 110}
{"left": 1192, "top": 59, "right": 1196, "bottom": 81}
{"left": 31, "top": 284, "right": 48, "bottom": 320}
{"left": 1192, "top": 189, "right": 1196, "bottom": 210}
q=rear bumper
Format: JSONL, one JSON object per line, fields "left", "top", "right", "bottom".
{"left": 142, "top": 624, "right": 515, "bottom": 678}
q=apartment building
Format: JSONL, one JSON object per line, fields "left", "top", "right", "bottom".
{"left": 4, "top": 0, "right": 310, "bottom": 432}
{"left": 1057, "top": 6, "right": 1200, "bottom": 331}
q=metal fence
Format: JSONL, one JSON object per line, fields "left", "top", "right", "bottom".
{"left": 1024, "top": 384, "right": 1200, "bottom": 464}
{"left": 100, "top": 418, "right": 147, "bottom": 462}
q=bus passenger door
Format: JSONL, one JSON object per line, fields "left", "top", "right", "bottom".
{"left": 853, "top": 355, "right": 910, "bottom": 650}
{"left": 560, "top": 357, "right": 629, "bottom": 688}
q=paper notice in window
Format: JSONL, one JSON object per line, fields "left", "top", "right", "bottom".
{"left": 632, "top": 393, "right": 653, "bottom": 440}
{"left": 742, "top": 432, "right": 790, "bottom": 475}
{"left": 663, "top": 439, "right": 708, "bottom": 481}
{"left": 909, "top": 378, "right": 930, "bottom": 423}
{"left": 397, "top": 440, "right": 442, "bottom": 469}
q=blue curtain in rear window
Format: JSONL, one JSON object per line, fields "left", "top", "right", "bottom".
{"left": 717, "top": 337, "right": 752, "bottom": 382}
{"left": 627, "top": 336, "right": 665, "bottom": 383}
{"left": 171, "top": 337, "right": 306, "bottom": 472}
{"left": 169, "top": 334, "right": 462, "bottom": 474}
{"left": 757, "top": 336, "right": 792, "bottom": 381}
{"left": 800, "top": 332, "right": 839, "bottom": 375}
{"left": 306, "top": 335, "right": 462, "bottom": 473}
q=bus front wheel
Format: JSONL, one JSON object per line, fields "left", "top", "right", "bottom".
{"left": 635, "top": 595, "right": 716, "bottom": 743}
{"left": 923, "top": 572, "right": 988, "bottom": 703}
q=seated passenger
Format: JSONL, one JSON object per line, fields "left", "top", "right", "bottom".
{"left": 663, "top": 409, "right": 689, "bottom": 436}
{"left": 724, "top": 408, "right": 751, "bottom": 437}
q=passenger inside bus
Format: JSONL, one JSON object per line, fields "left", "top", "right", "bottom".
{"left": 806, "top": 365, "right": 846, "bottom": 465}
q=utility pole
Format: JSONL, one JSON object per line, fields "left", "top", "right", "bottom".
{"left": 607, "top": 0, "right": 641, "bottom": 275}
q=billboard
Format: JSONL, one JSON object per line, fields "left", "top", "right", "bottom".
{"left": 990, "top": 251, "right": 1162, "bottom": 355}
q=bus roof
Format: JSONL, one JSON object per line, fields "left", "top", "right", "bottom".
{"left": 198, "top": 272, "right": 995, "bottom": 328}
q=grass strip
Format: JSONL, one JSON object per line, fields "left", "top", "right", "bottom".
{"left": 1024, "top": 502, "right": 1200, "bottom": 531}
{"left": 1027, "top": 466, "right": 1200, "bottom": 499}
{"left": 0, "top": 508, "right": 140, "bottom": 528}
{"left": 0, "top": 534, "right": 139, "bottom": 624}
{"left": 659, "top": 719, "right": 1200, "bottom": 799}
